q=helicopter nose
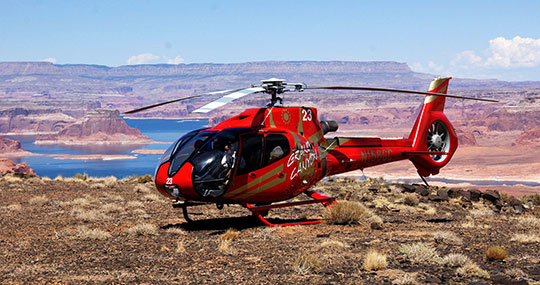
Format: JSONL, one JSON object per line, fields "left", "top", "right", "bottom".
{"left": 154, "top": 162, "right": 195, "bottom": 200}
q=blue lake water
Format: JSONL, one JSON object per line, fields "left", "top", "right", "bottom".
{"left": 7, "top": 119, "right": 208, "bottom": 178}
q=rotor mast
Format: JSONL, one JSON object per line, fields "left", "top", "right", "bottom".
{"left": 258, "top": 78, "right": 305, "bottom": 107}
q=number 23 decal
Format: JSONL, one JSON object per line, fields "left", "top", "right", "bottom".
{"left": 302, "top": 109, "right": 312, "bottom": 121}
{"left": 166, "top": 178, "right": 173, "bottom": 184}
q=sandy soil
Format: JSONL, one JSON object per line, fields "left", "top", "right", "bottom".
{"left": 0, "top": 175, "right": 538, "bottom": 284}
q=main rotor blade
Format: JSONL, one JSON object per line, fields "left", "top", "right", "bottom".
{"left": 192, "top": 86, "right": 266, "bottom": 113}
{"left": 123, "top": 88, "right": 246, "bottom": 114}
{"left": 306, "top": 86, "right": 499, "bottom": 102}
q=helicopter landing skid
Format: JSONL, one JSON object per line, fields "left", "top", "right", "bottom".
{"left": 245, "top": 191, "right": 336, "bottom": 227}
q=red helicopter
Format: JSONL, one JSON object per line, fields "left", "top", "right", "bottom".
{"left": 126, "top": 77, "right": 496, "bottom": 226}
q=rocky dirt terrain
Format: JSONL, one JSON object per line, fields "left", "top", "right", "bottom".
{"left": 1, "top": 174, "right": 539, "bottom": 284}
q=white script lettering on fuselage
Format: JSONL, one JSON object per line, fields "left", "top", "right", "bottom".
{"left": 287, "top": 141, "right": 318, "bottom": 180}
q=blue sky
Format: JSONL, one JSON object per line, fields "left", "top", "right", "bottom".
{"left": 1, "top": 0, "right": 540, "bottom": 81}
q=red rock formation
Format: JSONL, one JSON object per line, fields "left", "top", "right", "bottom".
{"left": 0, "top": 158, "right": 36, "bottom": 175}
{"left": 35, "top": 109, "right": 152, "bottom": 145}
{"left": 515, "top": 127, "right": 540, "bottom": 148}
{"left": 482, "top": 109, "right": 540, "bottom": 131}
{"left": 0, "top": 136, "right": 25, "bottom": 153}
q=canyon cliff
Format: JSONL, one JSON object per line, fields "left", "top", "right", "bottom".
{"left": 35, "top": 109, "right": 152, "bottom": 145}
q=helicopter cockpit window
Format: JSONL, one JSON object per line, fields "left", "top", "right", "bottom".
{"left": 190, "top": 130, "right": 240, "bottom": 198}
{"left": 236, "top": 134, "right": 264, "bottom": 176}
{"left": 168, "top": 131, "right": 216, "bottom": 177}
{"left": 159, "top": 130, "right": 199, "bottom": 166}
{"left": 264, "top": 134, "right": 290, "bottom": 166}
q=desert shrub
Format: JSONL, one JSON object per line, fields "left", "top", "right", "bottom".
{"left": 510, "top": 233, "right": 540, "bottom": 243}
{"left": 77, "top": 227, "right": 112, "bottom": 240}
{"left": 292, "top": 255, "right": 321, "bottom": 275}
{"left": 218, "top": 239, "right": 233, "bottom": 254}
{"left": 90, "top": 183, "right": 106, "bottom": 189}
{"left": 325, "top": 201, "right": 372, "bottom": 224}
{"left": 399, "top": 242, "right": 442, "bottom": 264}
{"left": 433, "top": 231, "right": 463, "bottom": 245}
{"left": 485, "top": 246, "right": 508, "bottom": 261}
{"left": 456, "top": 262, "right": 490, "bottom": 279}
{"left": 127, "top": 223, "right": 158, "bottom": 236}
{"left": 403, "top": 193, "right": 419, "bottom": 206}
{"left": 392, "top": 274, "right": 417, "bottom": 285}
{"left": 73, "top": 173, "right": 88, "bottom": 181}
{"left": 29, "top": 195, "right": 49, "bottom": 206}
{"left": 54, "top": 175, "right": 63, "bottom": 181}
{"left": 440, "top": 253, "right": 470, "bottom": 267}
{"left": 521, "top": 193, "right": 540, "bottom": 206}
{"left": 137, "top": 175, "right": 153, "bottom": 184}
{"left": 469, "top": 207, "right": 494, "bottom": 219}
{"left": 363, "top": 249, "right": 387, "bottom": 271}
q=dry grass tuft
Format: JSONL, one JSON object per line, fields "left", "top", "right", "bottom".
{"left": 101, "top": 203, "right": 124, "bottom": 214}
{"left": 220, "top": 229, "right": 240, "bottom": 241}
{"left": 134, "top": 184, "right": 152, "bottom": 194}
{"left": 72, "top": 208, "right": 110, "bottom": 222}
{"left": 292, "top": 255, "right": 321, "bottom": 275}
{"left": 29, "top": 195, "right": 49, "bottom": 206}
{"left": 485, "top": 246, "right": 508, "bottom": 261}
{"left": 370, "top": 215, "right": 384, "bottom": 230}
{"left": 1, "top": 174, "right": 23, "bottom": 182}
{"left": 433, "top": 231, "right": 463, "bottom": 245}
{"left": 127, "top": 201, "right": 144, "bottom": 208}
{"left": 470, "top": 206, "right": 494, "bottom": 219}
{"left": 89, "top": 183, "right": 106, "bottom": 189}
{"left": 166, "top": 227, "right": 185, "bottom": 235}
{"left": 417, "top": 203, "right": 436, "bottom": 215}
{"left": 218, "top": 239, "right": 233, "bottom": 254}
{"left": 103, "top": 176, "right": 118, "bottom": 186}
{"left": 142, "top": 194, "right": 161, "bottom": 202}
{"left": 515, "top": 216, "right": 540, "bottom": 230}
{"left": 402, "top": 193, "right": 419, "bottom": 206}
{"left": 176, "top": 240, "right": 186, "bottom": 253}
{"left": 440, "top": 253, "right": 470, "bottom": 268}
{"left": 136, "top": 175, "right": 153, "bottom": 184}
{"left": 325, "top": 201, "right": 372, "bottom": 224}
{"left": 72, "top": 198, "right": 92, "bottom": 207}
{"left": 392, "top": 273, "right": 417, "bottom": 285}
{"left": 318, "top": 240, "right": 349, "bottom": 249}
{"left": 363, "top": 249, "right": 387, "bottom": 271}
{"left": 399, "top": 242, "right": 442, "bottom": 264}
{"left": 456, "top": 261, "right": 490, "bottom": 279}
{"left": 76, "top": 226, "right": 112, "bottom": 240}
{"left": 6, "top": 204, "right": 22, "bottom": 211}
{"left": 127, "top": 223, "right": 158, "bottom": 236}
{"left": 54, "top": 175, "right": 64, "bottom": 181}
{"left": 510, "top": 233, "right": 540, "bottom": 243}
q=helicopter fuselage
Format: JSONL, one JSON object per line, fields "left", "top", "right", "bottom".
{"left": 154, "top": 104, "right": 456, "bottom": 204}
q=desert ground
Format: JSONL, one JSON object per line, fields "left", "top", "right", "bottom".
{"left": 1, "top": 174, "right": 539, "bottom": 284}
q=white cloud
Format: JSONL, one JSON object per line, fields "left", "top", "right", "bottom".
{"left": 127, "top": 53, "right": 161, "bottom": 65}
{"left": 42, "top": 57, "right": 57, "bottom": 64}
{"left": 127, "top": 53, "right": 185, "bottom": 65}
{"left": 451, "top": 50, "right": 482, "bottom": 68}
{"left": 165, "top": 56, "right": 184, "bottom": 64}
{"left": 427, "top": 61, "right": 444, "bottom": 73}
{"left": 485, "top": 36, "right": 540, "bottom": 68}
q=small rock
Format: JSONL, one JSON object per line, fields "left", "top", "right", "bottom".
{"left": 414, "top": 184, "right": 430, "bottom": 196}
{"left": 458, "top": 190, "right": 471, "bottom": 202}
{"left": 469, "top": 189, "right": 482, "bottom": 202}
{"left": 401, "top": 184, "right": 416, "bottom": 193}
{"left": 448, "top": 188, "right": 460, "bottom": 198}
{"left": 482, "top": 190, "right": 501, "bottom": 203}
{"left": 509, "top": 197, "right": 525, "bottom": 214}
{"left": 436, "top": 189, "right": 449, "bottom": 201}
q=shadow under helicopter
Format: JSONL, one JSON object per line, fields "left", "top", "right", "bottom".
{"left": 161, "top": 215, "right": 321, "bottom": 231}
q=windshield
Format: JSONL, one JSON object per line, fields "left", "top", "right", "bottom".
{"left": 168, "top": 131, "right": 216, "bottom": 176}
{"left": 190, "top": 130, "right": 239, "bottom": 198}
